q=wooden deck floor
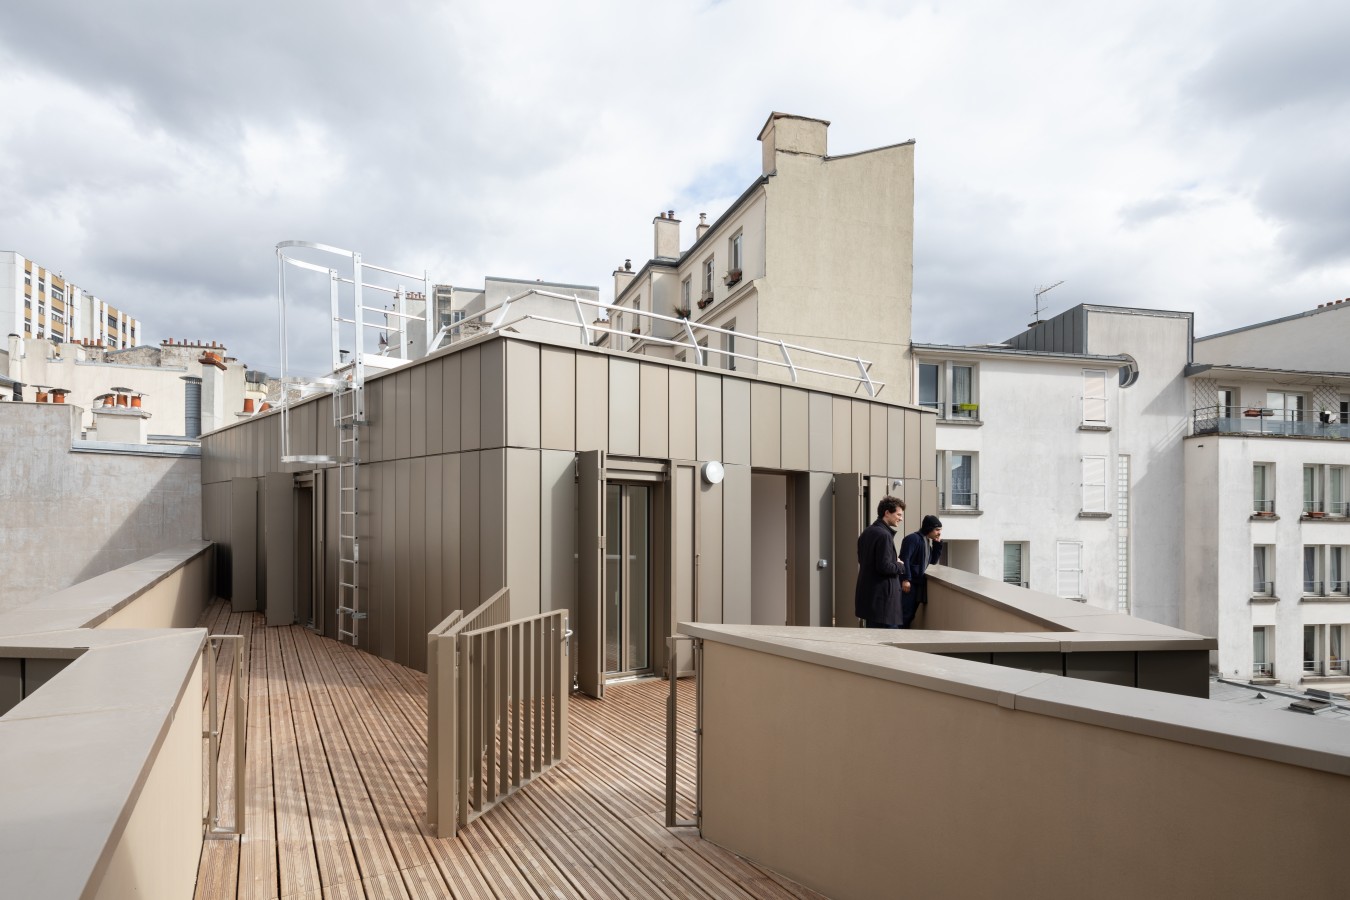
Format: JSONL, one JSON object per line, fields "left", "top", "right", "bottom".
{"left": 193, "top": 602, "right": 823, "bottom": 900}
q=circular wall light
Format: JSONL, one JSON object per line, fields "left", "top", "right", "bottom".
{"left": 702, "top": 460, "right": 725, "bottom": 485}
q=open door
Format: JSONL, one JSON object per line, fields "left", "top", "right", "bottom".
{"left": 832, "top": 473, "right": 866, "bottom": 628}
{"left": 264, "top": 471, "right": 296, "bottom": 627}
{"left": 577, "top": 450, "right": 606, "bottom": 698}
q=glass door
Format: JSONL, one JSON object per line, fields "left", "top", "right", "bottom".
{"left": 604, "top": 483, "right": 652, "bottom": 676}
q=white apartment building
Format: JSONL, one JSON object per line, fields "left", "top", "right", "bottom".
{"left": 0, "top": 251, "right": 141, "bottom": 348}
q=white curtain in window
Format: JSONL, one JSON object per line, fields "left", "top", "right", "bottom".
{"left": 1083, "top": 370, "right": 1108, "bottom": 423}
{"left": 1304, "top": 545, "right": 1319, "bottom": 591}
{"left": 1252, "top": 464, "right": 1266, "bottom": 508}
{"left": 1252, "top": 628, "right": 1265, "bottom": 664}
{"left": 952, "top": 366, "right": 972, "bottom": 405}
{"left": 1082, "top": 456, "right": 1107, "bottom": 512}
{"left": 1056, "top": 541, "right": 1083, "bottom": 598}
{"left": 1253, "top": 546, "right": 1267, "bottom": 593}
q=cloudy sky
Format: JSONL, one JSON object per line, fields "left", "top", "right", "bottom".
{"left": 1, "top": 0, "right": 1347, "bottom": 375}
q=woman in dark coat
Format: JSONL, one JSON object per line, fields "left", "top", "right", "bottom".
{"left": 854, "top": 496, "right": 906, "bottom": 627}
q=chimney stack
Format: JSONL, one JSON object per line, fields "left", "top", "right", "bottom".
{"left": 696, "top": 213, "right": 710, "bottom": 241}
{"left": 654, "top": 211, "right": 681, "bottom": 259}
{"left": 757, "top": 112, "right": 830, "bottom": 175}
{"left": 613, "top": 260, "right": 636, "bottom": 300}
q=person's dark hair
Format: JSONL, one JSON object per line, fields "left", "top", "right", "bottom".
{"left": 877, "top": 495, "right": 905, "bottom": 518}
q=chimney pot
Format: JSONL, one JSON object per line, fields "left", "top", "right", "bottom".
{"left": 625, "top": 259, "right": 632, "bottom": 271}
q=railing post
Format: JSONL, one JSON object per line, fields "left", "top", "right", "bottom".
{"left": 665, "top": 634, "right": 700, "bottom": 829}
{"left": 778, "top": 340, "right": 798, "bottom": 383}
{"left": 573, "top": 295, "right": 592, "bottom": 345}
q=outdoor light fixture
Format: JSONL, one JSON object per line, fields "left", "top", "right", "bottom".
{"left": 701, "top": 461, "right": 725, "bottom": 485}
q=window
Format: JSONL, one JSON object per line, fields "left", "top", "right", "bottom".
{"left": 1331, "top": 466, "right": 1347, "bottom": 516}
{"left": 1304, "top": 545, "right": 1324, "bottom": 595}
{"left": 1253, "top": 545, "right": 1273, "bottom": 596}
{"left": 697, "top": 339, "right": 710, "bottom": 366}
{"left": 50, "top": 285, "right": 64, "bottom": 302}
{"left": 23, "top": 298, "right": 30, "bottom": 309}
{"left": 1304, "top": 625, "right": 1320, "bottom": 675}
{"left": 1331, "top": 546, "right": 1347, "bottom": 595}
{"left": 702, "top": 257, "right": 714, "bottom": 295}
{"left": 1253, "top": 463, "right": 1274, "bottom": 513}
{"left": 918, "top": 363, "right": 940, "bottom": 412}
{"left": 917, "top": 361, "right": 979, "bottom": 419}
{"left": 940, "top": 451, "right": 976, "bottom": 508}
{"left": 1217, "top": 387, "right": 1239, "bottom": 420}
{"left": 729, "top": 231, "right": 743, "bottom": 272}
{"left": 1003, "top": 542, "right": 1028, "bottom": 588}
{"left": 23, "top": 274, "right": 30, "bottom": 286}
{"left": 724, "top": 320, "right": 737, "bottom": 371}
{"left": 1083, "top": 369, "right": 1108, "bottom": 424}
{"left": 951, "top": 365, "right": 975, "bottom": 418}
{"left": 681, "top": 277, "right": 691, "bottom": 311}
{"left": 1304, "top": 465, "right": 1323, "bottom": 514}
{"left": 1082, "top": 456, "right": 1108, "bottom": 513}
{"left": 107, "top": 313, "right": 118, "bottom": 329}
{"left": 1253, "top": 627, "right": 1272, "bottom": 677}
{"left": 1056, "top": 542, "right": 1084, "bottom": 599}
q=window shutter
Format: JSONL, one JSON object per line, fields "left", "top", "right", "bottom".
{"left": 1083, "top": 370, "right": 1108, "bottom": 423}
{"left": 1082, "top": 456, "right": 1107, "bottom": 512}
{"left": 1056, "top": 541, "right": 1082, "bottom": 598}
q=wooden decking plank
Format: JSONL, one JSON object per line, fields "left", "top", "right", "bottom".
{"left": 567, "top": 825, "right": 685, "bottom": 900}
{"left": 428, "top": 847, "right": 501, "bottom": 900}
{"left": 498, "top": 793, "right": 627, "bottom": 900}
{"left": 194, "top": 838, "right": 240, "bottom": 900}
{"left": 621, "top": 815, "right": 755, "bottom": 900}
{"left": 271, "top": 626, "right": 323, "bottom": 899}
{"left": 238, "top": 612, "right": 279, "bottom": 900}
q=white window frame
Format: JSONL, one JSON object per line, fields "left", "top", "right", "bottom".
{"left": 1055, "top": 541, "right": 1084, "bottom": 600}
{"left": 940, "top": 450, "right": 977, "bottom": 509}
{"left": 1082, "top": 456, "right": 1108, "bottom": 513}
{"left": 1304, "top": 465, "right": 1324, "bottom": 515}
{"left": 1253, "top": 462, "right": 1274, "bottom": 514}
{"left": 1330, "top": 546, "right": 1348, "bottom": 596}
{"left": 729, "top": 231, "right": 743, "bottom": 272}
{"left": 1002, "top": 541, "right": 1028, "bottom": 588}
{"left": 1304, "top": 545, "right": 1325, "bottom": 596}
{"left": 1253, "top": 626, "right": 1271, "bottom": 678}
{"left": 1253, "top": 545, "right": 1273, "bottom": 597}
{"left": 702, "top": 257, "right": 715, "bottom": 295}
{"left": 1083, "top": 369, "right": 1108, "bottom": 425}
{"left": 724, "top": 319, "right": 737, "bottom": 372}
{"left": 681, "top": 277, "right": 691, "bottom": 311}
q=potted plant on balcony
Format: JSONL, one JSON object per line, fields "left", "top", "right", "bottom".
{"left": 724, "top": 268, "right": 742, "bottom": 288}
{"left": 697, "top": 291, "right": 714, "bottom": 310}
{"left": 957, "top": 403, "right": 979, "bottom": 414}
{"left": 674, "top": 306, "right": 692, "bottom": 319}
{"left": 1243, "top": 408, "right": 1263, "bottom": 417}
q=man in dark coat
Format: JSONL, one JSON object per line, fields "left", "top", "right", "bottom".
{"left": 898, "top": 515, "right": 943, "bottom": 628}
{"left": 854, "top": 496, "right": 906, "bottom": 628}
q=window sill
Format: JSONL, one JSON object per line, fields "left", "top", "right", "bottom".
{"left": 1300, "top": 515, "right": 1346, "bottom": 522}
{"left": 1078, "top": 424, "right": 1111, "bottom": 432}
{"left": 1300, "top": 595, "right": 1350, "bottom": 603}
{"left": 1249, "top": 596, "right": 1279, "bottom": 604}
{"left": 1249, "top": 513, "right": 1279, "bottom": 521}
{"left": 1077, "top": 511, "right": 1111, "bottom": 519}
{"left": 938, "top": 417, "right": 982, "bottom": 427}
{"left": 938, "top": 507, "right": 982, "bottom": 517}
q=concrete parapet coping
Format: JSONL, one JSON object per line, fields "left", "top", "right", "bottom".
{"left": 680, "top": 622, "right": 1350, "bottom": 778}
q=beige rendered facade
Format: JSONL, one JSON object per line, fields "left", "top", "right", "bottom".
{"left": 604, "top": 112, "right": 914, "bottom": 402}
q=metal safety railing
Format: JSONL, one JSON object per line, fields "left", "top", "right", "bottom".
{"left": 427, "top": 587, "right": 570, "bottom": 837}
{"left": 445, "top": 288, "right": 885, "bottom": 397}
{"left": 1192, "top": 405, "right": 1350, "bottom": 440}
{"left": 665, "top": 635, "right": 702, "bottom": 829}
{"left": 204, "top": 634, "right": 246, "bottom": 837}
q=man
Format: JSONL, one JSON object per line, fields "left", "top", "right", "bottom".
{"left": 854, "top": 496, "right": 906, "bottom": 628}
{"left": 898, "top": 515, "right": 943, "bottom": 628}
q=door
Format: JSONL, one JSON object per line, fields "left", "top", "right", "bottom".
{"left": 577, "top": 450, "right": 605, "bottom": 698}
{"left": 229, "top": 478, "right": 259, "bottom": 613}
{"left": 832, "top": 473, "right": 866, "bottom": 627}
{"left": 605, "top": 483, "right": 653, "bottom": 676}
{"left": 264, "top": 471, "right": 296, "bottom": 627}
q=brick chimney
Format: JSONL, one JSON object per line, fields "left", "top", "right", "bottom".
{"left": 757, "top": 112, "right": 830, "bottom": 175}
{"left": 654, "top": 211, "right": 680, "bottom": 259}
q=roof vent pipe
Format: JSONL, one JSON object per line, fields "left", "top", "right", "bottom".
{"left": 181, "top": 375, "right": 202, "bottom": 438}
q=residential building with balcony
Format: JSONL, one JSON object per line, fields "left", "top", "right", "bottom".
{"left": 0, "top": 250, "right": 141, "bottom": 348}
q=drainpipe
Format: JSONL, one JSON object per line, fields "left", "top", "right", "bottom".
{"left": 181, "top": 375, "right": 202, "bottom": 438}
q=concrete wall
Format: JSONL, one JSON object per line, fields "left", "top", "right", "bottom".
{"left": 0, "top": 403, "right": 202, "bottom": 610}
{"left": 1194, "top": 302, "right": 1350, "bottom": 371}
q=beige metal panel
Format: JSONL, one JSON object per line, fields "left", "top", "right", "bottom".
{"left": 695, "top": 373, "right": 723, "bottom": 462}
{"left": 721, "top": 463, "right": 752, "bottom": 624}
{"left": 698, "top": 477, "right": 724, "bottom": 623}
{"left": 459, "top": 452, "right": 480, "bottom": 610}
{"left": 722, "top": 379, "right": 751, "bottom": 466}
{"left": 808, "top": 392, "right": 832, "bottom": 472}
{"left": 424, "top": 455, "right": 443, "bottom": 646}
{"left": 833, "top": 473, "right": 865, "bottom": 627}
{"left": 921, "top": 478, "right": 938, "bottom": 521}
{"left": 263, "top": 472, "right": 296, "bottom": 627}
{"left": 442, "top": 351, "right": 462, "bottom": 453}
{"left": 539, "top": 346, "right": 576, "bottom": 451}
{"left": 323, "top": 465, "right": 339, "bottom": 640}
{"left": 850, "top": 400, "right": 870, "bottom": 473}
{"left": 229, "top": 478, "right": 258, "bottom": 612}
{"left": 480, "top": 339, "right": 507, "bottom": 449}
{"left": 540, "top": 450, "right": 576, "bottom": 615}
{"left": 425, "top": 359, "right": 444, "bottom": 456}
{"left": 887, "top": 408, "right": 905, "bottom": 480}
{"left": 793, "top": 472, "right": 835, "bottom": 626}
{"left": 668, "top": 368, "right": 696, "bottom": 460}
{"left": 396, "top": 370, "right": 414, "bottom": 460}
{"left": 506, "top": 341, "right": 542, "bottom": 450}
{"left": 870, "top": 405, "right": 887, "bottom": 476}
{"left": 904, "top": 408, "right": 922, "bottom": 480}
{"left": 749, "top": 382, "right": 781, "bottom": 469}
{"left": 920, "top": 409, "right": 936, "bottom": 477}
{"left": 671, "top": 463, "right": 696, "bottom": 674}
{"left": 0, "top": 658, "right": 20, "bottom": 717}
{"left": 638, "top": 363, "right": 670, "bottom": 458}
{"left": 608, "top": 357, "right": 640, "bottom": 455}
{"left": 461, "top": 344, "right": 481, "bottom": 451}
{"left": 394, "top": 459, "right": 413, "bottom": 665}
{"left": 410, "top": 365, "right": 428, "bottom": 458}
{"left": 480, "top": 449, "right": 506, "bottom": 601}
{"left": 575, "top": 352, "right": 608, "bottom": 452}
{"left": 441, "top": 454, "right": 461, "bottom": 618}
{"left": 576, "top": 449, "right": 605, "bottom": 698}
{"left": 780, "top": 388, "right": 809, "bottom": 471}
{"left": 375, "top": 461, "right": 397, "bottom": 660}
{"left": 505, "top": 448, "right": 542, "bottom": 619}
{"left": 832, "top": 398, "right": 851, "bottom": 474}
{"left": 408, "top": 457, "right": 428, "bottom": 671}
{"left": 379, "top": 376, "right": 397, "bottom": 462}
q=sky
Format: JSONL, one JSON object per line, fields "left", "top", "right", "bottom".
{"left": 1, "top": 0, "right": 1347, "bottom": 376}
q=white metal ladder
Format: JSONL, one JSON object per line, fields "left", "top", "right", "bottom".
{"left": 335, "top": 380, "right": 365, "bottom": 645}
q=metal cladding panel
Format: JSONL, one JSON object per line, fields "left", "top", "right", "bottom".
{"left": 870, "top": 405, "right": 887, "bottom": 476}
{"left": 424, "top": 455, "right": 443, "bottom": 643}
{"left": 575, "top": 352, "right": 608, "bottom": 452}
{"left": 904, "top": 409, "right": 922, "bottom": 480}
{"left": 441, "top": 351, "right": 462, "bottom": 453}
{"left": 425, "top": 359, "right": 444, "bottom": 456}
{"left": 698, "top": 477, "right": 724, "bottom": 624}
{"left": 921, "top": 479, "right": 938, "bottom": 522}
{"left": 540, "top": 449, "right": 576, "bottom": 615}
{"left": 832, "top": 398, "right": 851, "bottom": 475}
{"left": 539, "top": 346, "right": 576, "bottom": 451}
{"left": 803, "top": 472, "right": 836, "bottom": 625}
{"left": 264, "top": 471, "right": 296, "bottom": 627}
{"left": 397, "top": 370, "right": 414, "bottom": 459}
{"left": 441, "top": 454, "right": 461, "bottom": 618}
{"left": 695, "top": 373, "right": 723, "bottom": 462}
{"left": 576, "top": 449, "right": 605, "bottom": 698}
{"left": 479, "top": 449, "right": 506, "bottom": 600}
{"left": 671, "top": 463, "right": 697, "bottom": 675}
{"left": 410, "top": 366, "right": 428, "bottom": 458}
{"left": 833, "top": 472, "right": 865, "bottom": 628}
{"left": 1064, "top": 651, "right": 1135, "bottom": 687}
{"left": 365, "top": 380, "right": 383, "bottom": 462}
{"left": 668, "top": 369, "right": 696, "bottom": 460}
{"left": 229, "top": 477, "right": 258, "bottom": 612}
{"left": 376, "top": 462, "right": 398, "bottom": 661}
{"left": 1138, "top": 651, "right": 1209, "bottom": 698}
{"left": 850, "top": 401, "right": 870, "bottom": 473}
{"left": 608, "top": 358, "right": 640, "bottom": 455}
{"left": 0, "top": 658, "right": 20, "bottom": 717}
{"left": 480, "top": 339, "right": 507, "bottom": 449}
{"left": 394, "top": 459, "right": 413, "bottom": 665}
{"left": 721, "top": 463, "right": 752, "bottom": 624}
{"left": 322, "top": 468, "right": 339, "bottom": 640}
{"left": 383, "top": 376, "right": 400, "bottom": 461}
{"left": 808, "top": 393, "right": 832, "bottom": 472}
{"left": 506, "top": 448, "right": 542, "bottom": 620}
{"left": 408, "top": 456, "right": 428, "bottom": 671}
{"left": 459, "top": 452, "right": 481, "bottom": 610}
{"left": 887, "top": 408, "right": 905, "bottom": 480}
{"left": 506, "top": 341, "right": 542, "bottom": 449}
{"left": 722, "top": 379, "right": 751, "bottom": 466}
{"left": 920, "top": 408, "right": 936, "bottom": 473}
{"left": 780, "top": 388, "right": 809, "bottom": 471}
{"left": 750, "top": 382, "right": 781, "bottom": 469}
{"left": 638, "top": 363, "right": 670, "bottom": 458}
{"left": 461, "top": 344, "right": 481, "bottom": 451}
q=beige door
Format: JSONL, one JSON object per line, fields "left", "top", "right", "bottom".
{"left": 577, "top": 450, "right": 605, "bottom": 698}
{"left": 832, "top": 473, "right": 866, "bottom": 627}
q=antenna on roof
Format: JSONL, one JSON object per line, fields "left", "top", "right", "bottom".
{"left": 1029, "top": 280, "right": 1065, "bottom": 328}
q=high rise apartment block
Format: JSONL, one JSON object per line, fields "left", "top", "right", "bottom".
{"left": 0, "top": 250, "right": 141, "bottom": 348}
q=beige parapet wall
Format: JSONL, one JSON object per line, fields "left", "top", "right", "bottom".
{"left": 0, "top": 542, "right": 211, "bottom": 900}
{"left": 682, "top": 626, "right": 1350, "bottom": 900}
